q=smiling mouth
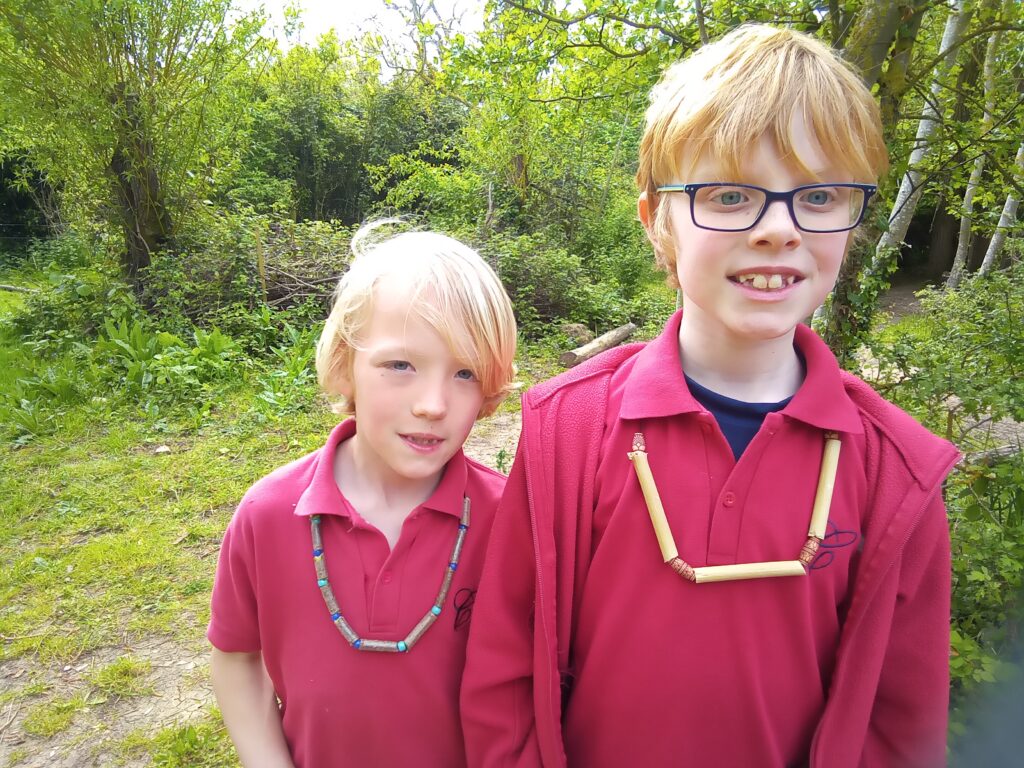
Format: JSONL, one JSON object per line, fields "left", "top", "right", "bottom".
{"left": 402, "top": 434, "right": 443, "bottom": 447}
{"left": 730, "top": 273, "right": 800, "bottom": 290}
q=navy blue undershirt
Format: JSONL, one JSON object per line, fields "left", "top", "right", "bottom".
{"left": 684, "top": 374, "right": 793, "bottom": 460}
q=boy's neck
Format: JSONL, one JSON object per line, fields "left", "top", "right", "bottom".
{"left": 678, "top": 313, "right": 804, "bottom": 403}
{"left": 333, "top": 436, "right": 442, "bottom": 549}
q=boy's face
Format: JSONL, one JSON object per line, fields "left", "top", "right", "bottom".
{"left": 650, "top": 116, "right": 850, "bottom": 347}
{"left": 338, "top": 278, "right": 484, "bottom": 492}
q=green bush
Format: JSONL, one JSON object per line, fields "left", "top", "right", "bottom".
{"left": 864, "top": 263, "right": 1024, "bottom": 735}
{"left": 9, "top": 266, "right": 136, "bottom": 351}
{"left": 482, "top": 233, "right": 630, "bottom": 335}
{"left": 864, "top": 264, "right": 1024, "bottom": 443}
{"left": 946, "top": 451, "right": 1024, "bottom": 735}
{"left": 252, "top": 322, "right": 320, "bottom": 419}
{"left": 94, "top": 318, "right": 240, "bottom": 406}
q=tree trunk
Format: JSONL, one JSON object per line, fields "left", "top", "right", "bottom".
{"left": 978, "top": 139, "right": 1024, "bottom": 274}
{"left": 928, "top": 199, "right": 959, "bottom": 280}
{"left": 948, "top": 0, "right": 1007, "bottom": 288}
{"left": 877, "top": 3, "right": 928, "bottom": 139}
{"left": 870, "top": 1, "right": 973, "bottom": 278}
{"left": 841, "top": 1, "right": 906, "bottom": 88}
{"left": 108, "top": 85, "right": 173, "bottom": 292}
{"left": 819, "top": 239, "right": 872, "bottom": 367}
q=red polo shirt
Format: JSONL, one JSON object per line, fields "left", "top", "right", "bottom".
{"left": 561, "top": 319, "right": 871, "bottom": 766}
{"left": 209, "top": 419, "right": 504, "bottom": 768}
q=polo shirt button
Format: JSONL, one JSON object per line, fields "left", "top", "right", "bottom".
{"left": 722, "top": 491, "right": 736, "bottom": 507}
{"left": 382, "top": 571, "right": 393, "bottom": 584}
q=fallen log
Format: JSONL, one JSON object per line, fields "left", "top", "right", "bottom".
{"left": 559, "top": 322, "right": 637, "bottom": 368}
{"left": 0, "top": 284, "right": 38, "bottom": 294}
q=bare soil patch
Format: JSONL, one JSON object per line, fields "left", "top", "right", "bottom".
{"left": 1, "top": 637, "right": 210, "bottom": 767}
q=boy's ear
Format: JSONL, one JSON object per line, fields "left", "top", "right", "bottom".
{"left": 334, "top": 367, "right": 355, "bottom": 404}
{"left": 637, "top": 191, "right": 658, "bottom": 249}
{"left": 638, "top": 191, "right": 653, "bottom": 228}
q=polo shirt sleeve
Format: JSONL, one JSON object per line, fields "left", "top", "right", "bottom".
{"left": 207, "top": 495, "right": 263, "bottom": 653}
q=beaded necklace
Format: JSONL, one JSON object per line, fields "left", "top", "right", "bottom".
{"left": 310, "top": 496, "right": 470, "bottom": 653}
{"left": 628, "top": 430, "right": 841, "bottom": 583}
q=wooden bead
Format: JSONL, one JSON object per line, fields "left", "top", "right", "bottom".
{"left": 693, "top": 560, "right": 806, "bottom": 583}
{"left": 798, "top": 537, "right": 821, "bottom": 566}
{"left": 403, "top": 612, "right": 438, "bottom": 650}
{"left": 669, "top": 557, "right": 696, "bottom": 582}
{"left": 358, "top": 639, "right": 401, "bottom": 653}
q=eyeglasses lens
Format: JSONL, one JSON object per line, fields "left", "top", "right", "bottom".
{"left": 692, "top": 186, "right": 866, "bottom": 232}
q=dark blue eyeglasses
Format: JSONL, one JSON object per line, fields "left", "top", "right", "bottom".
{"left": 655, "top": 182, "right": 877, "bottom": 233}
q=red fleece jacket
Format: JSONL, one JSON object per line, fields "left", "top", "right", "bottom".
{"left": 462, "top": 315, "right": 959, "bottom": 768}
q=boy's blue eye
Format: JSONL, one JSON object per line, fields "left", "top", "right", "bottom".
{"left": 716, "top": 190, "right": 745, "bottom": 206}
{"left": 803, "top": 189, "right": 834, "bottom": 206}
{"left": 455, "top": 369, "right": 477, "bottom": 381}
{"left": 386, "top": 361, "right": 411, "bottom": 372}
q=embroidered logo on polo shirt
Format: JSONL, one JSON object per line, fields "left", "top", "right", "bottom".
{"left": 454, "top": 587, "right": 476, "bottom": 630}
{"left": 808, "top": 521, "right": 859, "bottom": 570}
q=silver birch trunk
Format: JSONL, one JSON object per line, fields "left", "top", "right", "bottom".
{"left": 869, "top": 1, "right": 973, "bottom": 277}
{"left": 978, "top": 139, "right": 1024, "bottom": 274}
{"left": 947, "top": 9, "right": 1005, "bottom": 288}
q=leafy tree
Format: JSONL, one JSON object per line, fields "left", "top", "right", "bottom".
{"left": 0, "top": 0, "right": 269, "bottom": 291}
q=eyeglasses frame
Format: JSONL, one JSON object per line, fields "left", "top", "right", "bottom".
{"left": 655, "top": 182, "right": 878, "bottom": 233}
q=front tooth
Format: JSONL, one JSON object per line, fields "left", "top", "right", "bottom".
{"left": 752, "top": 274, "right": 768, "bottom": 289}
{"left": 768, "top": 274, "right": 783, "bottom": 289}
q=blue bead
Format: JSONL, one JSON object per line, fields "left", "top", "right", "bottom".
{"left": 458, "top": 524, "right": 468, "bottom": 531}
{"left": 313, "top": 548, "right": 323, "bottom": 557}
{"left": 331, "top": 612, "right": 341, "bottom": 621}
{"left": 317, "top": 578, "right": 328, "bottom": 587}
{"left": 431, "top": 605, "right": 442, "bottom": 616}
{"left": 449, "top": 562, "right": 457, "bottom": 571}
{"left": 312, "top": 515, "right": 320, "bottom": 523}
{"left": 353, "top": 639, "right": 362, "bottom": 649}
{"left": 397, "top": 641, "right": 407, "bottom": 652}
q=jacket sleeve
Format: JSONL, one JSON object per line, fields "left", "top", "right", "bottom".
{"left": 461, "top": 440, "right": 544, "bottom": 768}
{"left": 861, "top": 492, "right": 951, "bottom": 767}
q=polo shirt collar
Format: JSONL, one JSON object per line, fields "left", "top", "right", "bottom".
{"left": 620, "top": 311, "right": 704, "bottom": 419}
{"left": 784, "top": 324, "right": 863, "bottom": 434}
{"left": 620, "top": 311, "right": 863, "bottom": 434}
{"left": 293, "top": 418, "right": 469, "bottom": 520}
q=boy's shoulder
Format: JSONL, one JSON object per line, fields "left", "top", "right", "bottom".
{"left": 463, "top": 454, "right": 508, "bottom": 495}
{"left": 234, "top": 447, "right": 324, "bottom": 525}
{"left": 526, "top": 341, "right": 647, "bottom": 409}
{"left": 840, "top": 370, "right": 959, "bottom": 488}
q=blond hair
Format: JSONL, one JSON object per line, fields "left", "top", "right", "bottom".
{"left": 637, "top": 24, "right": 889, "bottom": 285}
{"left": 316, "top": 224, "right": 517, "bottom": 418}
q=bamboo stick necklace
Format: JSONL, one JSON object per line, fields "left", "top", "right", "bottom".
{"left": 628, "top": 431, "right": 841, "bottom": 584}
{"left": 309, "top": 497, "right": 470, "bottom": 652}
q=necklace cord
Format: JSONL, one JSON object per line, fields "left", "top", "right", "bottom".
{"left": 309, "top": 496, "right": 471, "bottom": 652}
{"left": 628, "top": 431, "right": 841, "bottom": 584}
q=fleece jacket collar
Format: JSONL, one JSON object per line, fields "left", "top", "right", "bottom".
{"left": 619, "top": 310, "right": 864, "bottom": 435}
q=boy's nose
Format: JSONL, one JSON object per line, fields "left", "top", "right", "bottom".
{"left": 750, "top": 200, "right": 802, "bottom": 248}
{"left": 412, "top": 382, "right": 448, "bottom": 420}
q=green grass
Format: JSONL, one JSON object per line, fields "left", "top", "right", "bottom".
{"left": 5, "top": 746, "right": 29, "bottom": 766}
{"left": 116, "top": 709, "right": 237, "bottom": 767}
{"left": 21, "top": 693, "right": 88, "bottom": 737}
{"left": 871, "top": 310, "right": 933, "bottom": 346}
{"left": 88, "top": 656, "right": 154, "bottom": 698}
